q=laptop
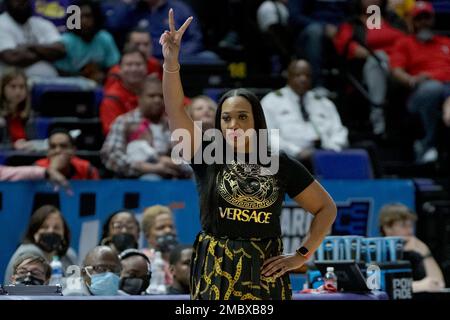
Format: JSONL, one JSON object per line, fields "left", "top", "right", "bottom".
{"left": 314, "top": 261, "right": 371, "bottom": 292}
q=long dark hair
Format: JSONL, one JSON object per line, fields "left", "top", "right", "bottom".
{"left": 22, "top": 205, "right": 71, "bottom": 256}
{"left": 199, "top": 88, "right": 268, "bottom": 232}
{"left": 100, "top": 209, "right": 140, "bottom": 244}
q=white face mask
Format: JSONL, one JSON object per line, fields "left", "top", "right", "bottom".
{"left": 416, "top": 29, "right": 434, "bottom": 42}
{"left": 86, "top": 271, "right": 120, "bottom": 296}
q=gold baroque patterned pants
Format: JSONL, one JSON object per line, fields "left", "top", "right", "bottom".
{"left": 190, "top": 232, "right": 292, "bottom": 300}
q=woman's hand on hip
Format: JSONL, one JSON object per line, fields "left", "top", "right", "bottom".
{"left": 261, "top": 254, "right": 306, "bottom": 278}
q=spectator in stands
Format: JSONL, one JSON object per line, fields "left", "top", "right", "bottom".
{"left": 100, "top": 210, "right": 140, "bottom": 254}
{"left": 186, "top": 95, "right": 217, "bottom": 131}
{"left": 54, "top": 0, "right": 120, "bottom": 84}
{"left": 35, "top": 128, "right": 100, "bottom": 180}
{"left": 0, "top": 68, "right": 32, "bottom": 149}
{"left": 32, "top": 0, "right": 76, "bottom": 31}
{"left": 334, "top": 0, "right": 406, "bottom": 135}
{"left": 79, "top": 246, "right": 122, "bottom": 296}
{"left": 101, "top": 76, "right": 188, "bottom": 179}
{"left": 391, "top": 1, "right": 450, "bottom": 163}
{"left": 105, "top": 0, "right": 218, "bottom": 63}
{"left": 3, "top": 204, "right": 77, "bottom": 284}
{"left": 379, "top": 203, "right": 445, "bottom": 292}
{"left": 0, "top": 0, "right": 65, "bottom": 78}
{"left": 105, "top": 28, "right": 162, "bottom": 89}
{"left": 288, "top": 0, "right": 351, "bottom": 86}
{"left": 118, "top": 248, "right": 152, "bottom": 295}
{"left": 167, "top": 244, "right": 192, "bottom": 295}
{"left": 141, "top": 205, "right": 178, "bottom": 285}
{"left": 100, "top": 46, "right": 147, "bottom": 134}
{"left": 261, "top": 59, "right": 348, "bottom": 164}
{"left": 256, "top": 0, "right": 292, "bottom": 72}
{"left": 10, "top": 252, "right": 51, "bottom": 285}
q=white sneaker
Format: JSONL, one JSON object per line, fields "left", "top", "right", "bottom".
{"left": 370, "top": 108, "right": 385, "bottom": 135}
{"left": 419, "top": 147, "right": 438, "bottom": 164}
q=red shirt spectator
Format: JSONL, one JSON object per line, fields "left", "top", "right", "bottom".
{"left": 334, "top": 19, "right": 405, "bottom": 59}
{"left": 35, "top": 156, "right": 99, "bottom": 180}
{"left": 7, "top": 115, "right": 27, "bottom": 142}
{"left": 100, "top": 80, "right": 139, "bottom": 134}
{"left": 105, "top": 57, "right": 162, "bottom": 90}
{"left": 390, "top": 35, "right": 450, "bottom": 82}
{"left": 100, "top": 47, "right": 147, "bottom": 135}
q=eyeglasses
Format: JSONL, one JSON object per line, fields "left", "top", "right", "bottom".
{"left": 111, "top": 222, "right": 137, "bottom": 233}
{"left": 16, "top": 267, "right": 45, "bottom": 279}
{"left": 84, "top": 264, "right": 121, "bottom": 276}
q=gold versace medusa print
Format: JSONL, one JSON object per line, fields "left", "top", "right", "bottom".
{"left": 217, "top": 161, "right": 280, "bottom": 209}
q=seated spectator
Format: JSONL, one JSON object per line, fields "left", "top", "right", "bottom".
{"left": 54, "top": 0, "right": 120, "bottom": 84}
{"left": 261, "top": 59, "right": 348, "bottom": 164}
{"left": 256, "top": 0, "right": 292, "bottom": 72}
{"left": 4, "top": 204, "right": 77, "bottom": 284}
{"left": 186, "top": 95, "right": 217, "bottom": 131}
{"left": 0, "top": 68, "right": 32, "bottom": 149}
{"left": 101, "top": 76, "right": 188, "bottom": 179}
{"left": 379, "top": 203, "right": 445, "bottom": 293}
{"left": 118, "top": 248, "right": 152, "bottom": 295}
{"left": 105, "top": 28, "right": 162, "bottom": 90}
{"left": 78, "top": 246, "right": 122, "bottom": 296}
{"left": 35, "top": 128, "right": 100, "bottom": 180}
{"left": 0, "top": 0, "right": 66, "bottom": 78}
{"left": 334, "top": 0, "right": 406, "bottom": 135}
{"left": 141, "top": 205, "right": 178, "bottom": 286}
{"left": 391, "top": 1, "right": 450, "bottom": 163}
{"left": 32, "top": 0, "right": 75, "bottom": 32}
{"left": 10, "top": 252, "right": 51, "bottom": 285}
{"left": 167, "top": 244, "right": 192, "bottom": 295}
{"left": 288, "top": 0, "right": 351, "bottom": 86}
{"left": 106, "top": 0, "right": 219, "bottom": 63}
{"left": 100, "top": 46, "right": 147, "bottom": 134}
{"left": 100, "top": 210, "right": 140, "bottom": 254}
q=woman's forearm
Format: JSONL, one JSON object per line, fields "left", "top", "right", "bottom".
{"left": 424, "top": 257, "right": 445, "bottom": 284}
{"left": 302, "top": 203, "right": 337, "bottom": 255}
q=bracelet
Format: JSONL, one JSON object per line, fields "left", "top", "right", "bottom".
{"left": 163, "top": 63, "right": 180, "bottom": 73}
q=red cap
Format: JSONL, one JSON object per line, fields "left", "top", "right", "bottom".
{"left": 411, "top": 1, "right": 435, "bottom": 18}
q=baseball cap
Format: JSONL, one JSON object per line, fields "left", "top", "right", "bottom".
{"left": 411, "top": 1, "right": 434, "bottom": 18}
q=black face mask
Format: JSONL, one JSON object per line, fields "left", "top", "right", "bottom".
{"left": 119, "top": 276, "right": 150, "bottom": 295}
{"left": 156, "top": 233, "right": 178, "bottom": 254}
{"left": 112, "top": 233, "right": 138, "bottom": 253}
{"left": 38, "top": 232, "right": 63, "bottom": 253}
{"left": 15, "top": 275, "right": 45, "bottom": 286}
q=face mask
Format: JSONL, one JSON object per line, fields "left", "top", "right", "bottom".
{"left": 38, "top": 233, "right": 63, "bottom": 253}
{"left": 87, "top": 272, "right": 120, "bottom": 296}
{"left": 416, "top": 29, "right": 434, "bottom": 42}
{"left": 111, "top": 233, "right": 138, "bottom": 253}
{"left": 15, "top": 275, "right": 44, "bottom": 286}
{"left": 156, "top": 233, "right": 178, "bottom": 254}
{"left": 119, "top": 276, "right": 150, "bottom": 295}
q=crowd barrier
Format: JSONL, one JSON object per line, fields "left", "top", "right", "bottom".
{"left": 0, "top": 179, "right": 414, "bottom": 282}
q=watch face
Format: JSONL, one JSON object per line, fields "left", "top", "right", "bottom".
{"left": 298, "top": 247, "right": 309, "bottom": 256}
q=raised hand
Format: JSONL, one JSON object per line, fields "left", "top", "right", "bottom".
{"left": 159, "top": 8, "right": 193, "bottom": 66}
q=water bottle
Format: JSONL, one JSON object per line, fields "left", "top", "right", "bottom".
{"left": 324, "top": 267, "right": 338, "bottom": 291}
{"left": 147, "top": 251, "right": 167, "bottom": 294}
{"left": 49, "top": 256, "right": 63, "bottom": 287}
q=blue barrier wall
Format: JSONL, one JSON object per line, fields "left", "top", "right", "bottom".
{"left": 0, "top": 179, "right": 414, "bottom": 282}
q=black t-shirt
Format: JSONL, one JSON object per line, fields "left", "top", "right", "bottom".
{"left": 191, "top": 145, "right": 315, "bottom": 239}
{"left": 403, "top": 250, "right": 427, "bottom": 281}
